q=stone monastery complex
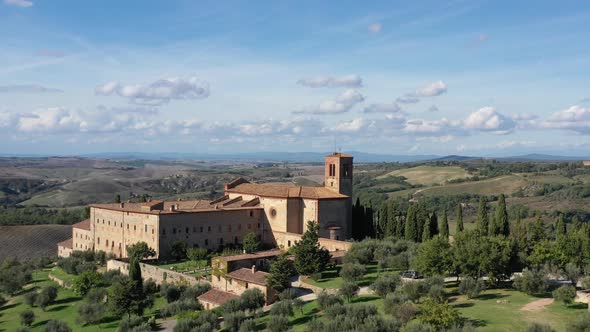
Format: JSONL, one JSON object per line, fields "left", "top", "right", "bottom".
{"left": 58, "top": 153, "right": 354, "bottom": 260}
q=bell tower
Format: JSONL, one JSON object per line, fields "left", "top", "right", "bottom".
{"left": 324, "top": 152, "right": 353, "bottom": 197}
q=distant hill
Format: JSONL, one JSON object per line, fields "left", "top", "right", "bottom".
{"left": 495, "top": 154, "right": 587, "bottom": 162}
{"left": 429, "top": 155, "right": 480, "bottom": 162}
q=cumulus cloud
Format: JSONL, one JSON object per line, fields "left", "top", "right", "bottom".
{"left": 368, "top": 23, "right": 382, "bottom": 33}
{"left": 363, "top": 102, "right": 402, "bottom": 113}
{"left": 463, "top": 107, "right": 516, "bottom": 134}
{"left": 427, "top": 105, "right": 439, "bottom": 112}
{"left": 415, "top": 80, "right": 448, "bottom": 97}
{"left": 18, "top": 108, "right": 81, "bottom": 133}
{"left": 328, "top": 118, "right": 367, "bottom": 133}
{"left": 4, "top": 0, "right": 32, "bottom": 7}
{"left": 95, "top": 77, "right": 210, "bottom": 105}
{"left": 396, "top": 95, "right": 420, "bottom": 104}
{"left": 540, "top": 105, "right": 590, "bottom": 133}
{"left": 297, "top": 74, "right": 362, "bottom": 88}
{"left": 0, "top": 84, "right": 62, "bottom": 93}
{"left": 293, "top": 89, "right": 364, "bottom": 114}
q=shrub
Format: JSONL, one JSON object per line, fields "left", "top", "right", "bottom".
{"left": 20, "top": 309, "right": 35, "bottom": 327}
{"left": 527, "top": 322, "right": 555, "bottom": 332}
{"left": 171, "top": 241, "right": 188, "bottom": 261}
{"left": 77, "top": 303, "right": 105, "bottom": 325}
{"left": 239, "top": 319, "right": 258, "bottom": 332}
{"left": 161, "top": 299, "right": 202, "bottom": 318}
{"left": 36, "top": 285, "right": 58, "bottom": 310}
{"left": 418, "top": 298, "right": 462, "bottom": 330}
{"left": 340, "top": 262, "right": 365, "bottom": 282}
{"left": 224, "top": 310, "right": 246, "bottom": 332}
{"left": 239, "top": 288, "right": 265, "bottom": 312}
{"left": 270, "top": 300, "right": 293, "bottom": 317}
{"left": 371, "top": 273, "right": 402, "bottom": 298}
{"left": 568, "top": 314, "right": 590, "bottom": 332}
{"left": 513, "top": 269, "right": 549, "bottom": 295}
{"left": 101, "top": 269, "right": 122, "bottom": 286}
{"left": 142, "top": 278, "right": 159, "bottom": 295}
{"left": 85, "top": 287, "right": 107, "bottom": 304}
{"left": 401, "top": 321, "right": 435, "bottom": 332}
{"left": 338, "top": 281, "right": 360, "bottom": 302}
{"left": 552, "top": 285, "right": 576, "bottom": 306}
{"left": 187, "top": 247, "right": 208, "bottom": 261}
{"left": 580, "top": 276, "right": 590, "bottom": 290}
{"left": 458, "top": 277, "right": 485, "bottom": 299}
{"left": 267, "top": 315, "right": 289, "bottom": 332}
{"left": 179, "top": 283, "right": 211, "bottom": 301}
{"left": 317, "top": 291, "right": 343, "bottom": 310}
{"left": 118, "top": 316, "right": 152, "bottom": 332}
{"left": 221, "top": 298, "right": 243, "bottom": 315}
{"left": 73, "top": 270, "right": 102, "bottom": 295}
{"left": 401, "top": 281, "right": 426, "bottom": 302}
{"left": 42, "top": 320, "right": 71, "bottom": 332}
{"left": 242, "top": 232, "right": 260, "bottom": 254}
{"left": 23, "top": 291, "right": 38, "bottom": 307}
{"left": 161, "top": 283, "right": 183, "bottom": 303}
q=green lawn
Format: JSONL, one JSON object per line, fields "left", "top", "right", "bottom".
{"left": 153, "top": 259, "right": 210, "bottom": 278}
{"left": 302, "top": 264, "right": 387, "bottom": 289}
{"left": 48, "top": 267, "right": 76, "bottom": 287}
{"left": 0, "top": 269, "right": 169, "bottom": 332}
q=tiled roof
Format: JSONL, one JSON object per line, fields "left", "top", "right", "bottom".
{"left": 227, "top": 268, "right": 269, "bottom": 286}
{"left": 58, "top": 238, "right": 73, "bottom": 249}
{"left": 73, "top": 219, "right": 91, "bottom": 230}
{"left": 197, "top": 289, "right": 240, "bottom": 305}
{"left": 217, "top": 249, "right": 283, "bottom": 262}
{"left": 90, "top": 197, "right": 261, "bottom": 215}
{"left": 225, "top": 179, "right": 348, "bottom": 199}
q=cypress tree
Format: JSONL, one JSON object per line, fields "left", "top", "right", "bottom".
{"left": 456, "top": 203, "right": 464, "bottom": 234}
{"left": 365, "top": 204, "right": 375, "bottom": 239}
{"left": 405, "top": 204, "right": 417, "bottom": 242}
{"left": 477, "top": 197, "right": 489, "bottom": 236}
{"left": 440, "top": 209, "right": 449, "bottom": 239}
{"left": 430, "top": 211, "right": 439, "bottom": 236}
{"left": 422, "top": 218, "right": 432, "bottom": 242}
{"left": 492, "top": 194, "right": 509, "bottom": 236}
{"left": 395, "top": 211, "right": 405, "bottom": 239}
{"left": 378, "top": 203, "right": 388, "bottom": 239}
{"left": 385, "top": 202, "right": 397, "bottom": 238}
{"left": 415, "top": 204, "right": 428, "bottom": 242}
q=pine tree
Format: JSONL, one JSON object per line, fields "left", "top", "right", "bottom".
{"left": 492, "top": 194, "right": 509, "bottom": 236}
{"left": 555, "top": 215, "right": 567, "bottom": 238}
{"left": 456, "top": 203, "right": 464, "bottom": 234}
{"left": 440, "top": 209, "right": 449, "bottom": 239}
{"left": 477, "top": 197, "right": 489, "bottom": 236}
{"left": 292, "top": 221, "right": 331, "bottom": 276}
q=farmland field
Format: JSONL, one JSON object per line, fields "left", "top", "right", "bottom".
{"left": 0, "top": 225, "right": 71, "bottom": 261}
{"left": 378, "top": 165, "right": 471, "bottom": 185}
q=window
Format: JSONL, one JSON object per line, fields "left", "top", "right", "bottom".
{"left": 329, "top": 164, "right": 336, "bottom": 176}
{"left": 248, "top": 224, "right": 251, "bottom": 230}
{"left": 108, "top": 221, "right": 110, "bottom": 226}
{"left": 145, "top": 225, "right": 148, "bottom": 232}
{"left": 219, "top": 238, "right": 224, "bottom": 245}
{"left": 234, "top": 236, "right": 238, "bottom": 244}
{"left": 173, "top": 228, "right": 177, "bottom": 234}
{"left": 162, "top": 228, "right": 166, "bottom": 235}
{"left": 270, "top": 208, "right": 277, "bottom": 217}
{"left": 257, "top": 223, "right": 261, "bottom": 229}
{"left": 106, "top": 240, "right": 109, "bottom": 246}
{"left": 152, "top": 229, "right": 154, "bottom": 234}
{"left": 208, "top": 226, "right": 211, "bottom": 232}
{"left": 249, "top": 211, "right": 253, "bottom": 217}
{"left": 205, "top": 239, "right": 209, "bottom": 246}
{"left": 134, "top": 225, "right": 136, "bottom": 231}
{"left": 193, "top": 227, "right": 197, "bottom": 233}
{"left": 288, "top": 240, "right": 291, "bottom": 247}
{"left": 343, "top": 164, "right": 350, "bottom": 177}
{"left": 245, "top": 282, "right": 249, "bottom": 289}
{"left": 97, "top": 237, "right": 100, "bottom": 244}
{"left": 200, "top": 227, "right": 203, "bottom": 233}
{"left": 127, "top": 224, "right": 129, "bottom": 230}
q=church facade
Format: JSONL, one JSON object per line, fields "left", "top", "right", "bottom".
{"left": 58, "top": 153, "right": 353, "bottom": 259}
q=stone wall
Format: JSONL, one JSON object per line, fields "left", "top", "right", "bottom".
{"left": 272, "top": 230, "right": 352, "bottom": 252}
{"left": 107, "top": 259, "right": 209, "bottom": 286}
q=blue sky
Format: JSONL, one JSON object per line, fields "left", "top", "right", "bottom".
{"left": 1, "top": 0, "right": 590, "bottom": 156}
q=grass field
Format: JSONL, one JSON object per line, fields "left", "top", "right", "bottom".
{"left": 0, "top": 269, "right": 167, "bottom": 332}
{"left": 302, "top": 264, "right": 384, "bottom": 289}
{"left": 378, "top": 166, "right": 471, "bottom": 186}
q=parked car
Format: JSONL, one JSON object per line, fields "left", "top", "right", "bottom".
{"left": 400, "top": 270, "right": 423, "bottom": 279}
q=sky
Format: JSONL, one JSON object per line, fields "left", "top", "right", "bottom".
{"left": 1, "top": 0, "right": 590, "bottom": 156}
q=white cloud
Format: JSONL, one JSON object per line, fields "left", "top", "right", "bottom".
{"left": 396, "top": 95, "right": 420, "bottom": 104}
{"left": 293, "top": 89, "right": 364, "bottom": 114}
{"left": 540, "top": 105, "right": 590, "bottom": 133}
{"left": 415, "top": 80, "right": 448, "bottom": 97}
{"left": 4, "top": 0, "right": 32, "bottom": 7}
{"left": 463, "top": 107, "right": 516, "bottom": 134}
{"left": 18, "top": 108, "right": 81, "bottom": 133}
{"left": 363, "top": 102, "right": 402, "bottom": 113}
{"left": 95, "top": 77, "right": 210, "bottom": 105}
{"left": 368, "top": 23, "right": 382, "bottom": 33}
{"left": 0, "top": 84, "right": 62, "bottom": 93}
{"left": 328, "top": 118, "right": 366, "bottom": 133}
{"left": 297, "top": 74, "right": 362, "bottom": 88}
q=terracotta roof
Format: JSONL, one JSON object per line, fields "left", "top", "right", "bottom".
{"left": 197, "top": 289, "right": 240, "bottom": 305}
{"left": 90, "top": 197, "right": 262, "bottom": 215}
{"left": 217, "top": 249, "right": 283, "bottom": 262}
{"left": 58, "top": 238, "right": 73, "bottom": 249}
{"left": 225, "top": 179, "right": 348, "bottom": 199}
{"left": 227, "top": 268, "right": 269, "bottom": 286}
{"left": 73, "top": 219, "right": 91, "bottom": 230}
{"left": 326, "top": 152, "right": 353, "bottom": 158}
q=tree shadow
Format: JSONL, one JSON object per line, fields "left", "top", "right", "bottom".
{"left": 52, "top": 296, "right": 81, "bottom": 305}
{"left": 0, "top": 302, "right": 19, "bottom": 311}
{"left": 568, "top": 303, "right": 588, "bottom": 310}
{"left": 47, "top": 305, "right": 68, "bottom": 312}
{"left": 476, "top": 293, "right": 509, "bottom": 301}
{"left": 465, "top": 318, "right": 487, "bottom": 327}
{"left": 452, "top": 302, "right": 475, "bottom": 308}
{"left": 351, "top": 296, "right": 379, "bottom": 304}
{"left": 32, "top": 319, "right": 50, "bottom": 328}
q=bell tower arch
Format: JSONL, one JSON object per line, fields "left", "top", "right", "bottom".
{"left": 324, "top": 152, "right": 353, "bottom": 196}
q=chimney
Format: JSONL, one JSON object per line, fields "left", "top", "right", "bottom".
{"left": 120, "top": 203, "right": 124, "bottom": 208}
{"left": 169, "top": 205, "right": 176, "bottom": 212}
{"left": 251, "top": 265, "right": 256, "bottom": 273}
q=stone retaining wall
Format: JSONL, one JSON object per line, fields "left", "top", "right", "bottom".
{"left": 107, "top": 259, "right": 210, "bottom": 286}
{"left": 48, "top": 274, "right": 72, "bottom": 289}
